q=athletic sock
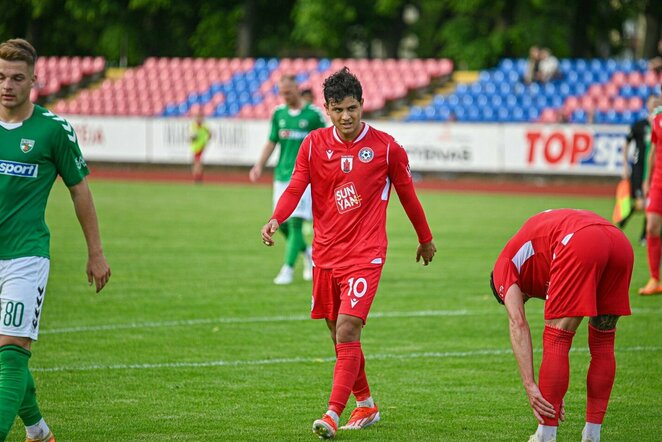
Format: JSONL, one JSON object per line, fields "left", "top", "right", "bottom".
{"left": 586, "top": 324, "right": 616, "bottom": 424}
{"left": 0, "top": 345, "right": 31, "bottom": 439}
{"left": 582, "top": 422, "right": 602, "bottom": 441}
{"left": 352, "top": 349, "right": 371, "bottom": 403}
{"left": 24, "top": 418, "right": 50, "bottom": 440}
{"left": 538, "top": 325, "right": 575, "bottom": 427}
{"left": 356, "top": 396, "right": 375, "bottom": 408}
{"left": 328, "top": 342, "right": 362, "bottom": 416}
{"left": 647, "top": 235, "right": 661, "bottom": 280}
{"left": 19, "top": 369, "right": 43, "bottom": 429}
{"left": 534, "top": 424, "right": 557, "bottom": 441}
{"left": 284, "top": 217, "right": 306, "bottom": 267}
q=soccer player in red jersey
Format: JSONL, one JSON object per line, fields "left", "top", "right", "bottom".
{"left": 640, "top": 98, "right": 662, "bottom": 295}
{"left": 260, "top": 67, "right": 436, "bottom": 439}
{"left": 490, "top": 209, "right": 633, "bottom": 442}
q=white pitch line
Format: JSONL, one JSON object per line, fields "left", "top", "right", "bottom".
{"left": 39, "top": 309, "right": 475, "bottom": 335}
{"left": 39, "top": 306, "right": 662, "bottom": 335}
{"left": 31, "top": 345, "right": 662, "bottom": 373}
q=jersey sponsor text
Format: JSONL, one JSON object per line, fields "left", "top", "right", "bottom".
{"left": 335, "top": 182, "right": 361, "bottom": 214}
{"left": 0, "top": 160, "right": 38, "bottom": 178}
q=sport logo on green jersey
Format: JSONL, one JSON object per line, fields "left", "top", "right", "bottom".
{"left": 20, "top": 138, "right": 35, "bottom": 153}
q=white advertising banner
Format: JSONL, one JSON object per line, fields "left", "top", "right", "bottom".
{"left": 64, "top": 115, "right": 629, "bottom": 176}
{"left": 67, "top": 116, "right": 149, "bottom": 162}
{"left": 380, "top": 122, "right": 502, "bottom": 172}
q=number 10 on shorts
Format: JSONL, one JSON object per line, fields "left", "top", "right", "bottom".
{"left": 347, "top": 277, "right": 368, "bottom": 298}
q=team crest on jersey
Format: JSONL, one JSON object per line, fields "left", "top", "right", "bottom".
{"left": 341, "top": 155, "right": 353, "bottom": 173}
{"left": 334, "top": 182, "right": 361, "bottom": 214}
{"left": 358, "top": 147, "right": 374, "bottom": 163}
{"left": 20, "top": 139, "right": 35, "bottom": 153}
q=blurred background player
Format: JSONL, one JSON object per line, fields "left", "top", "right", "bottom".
{"left": 189, "top": 110, "right": 211, "bottom": 183}
{"left": 491, "top": 209, "right": 633, "bottom": 442}
{"left": 619, "top": 95, "right": 659, "bottom": 242}
{"left": 250, "top": 75, "right": 326, "bottom": 285}
{"left": 640, "top": 96, "right": 662, "bottom": 295}
{"left": 260, "top": 67, "right": 436, "bottom": 439}
{"left": 0, "top": 38, "right": 111, "bottom": 442}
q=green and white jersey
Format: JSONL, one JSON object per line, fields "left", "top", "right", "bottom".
{"left": 0, "top": 105, "right": 89, "bottom": 259}
{"left": 269, "top": 103, "right": 325, "bottom": 182}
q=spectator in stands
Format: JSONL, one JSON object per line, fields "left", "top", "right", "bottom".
{"left": 524, "top": 46, "right": 540, "bottom": 84}
{"left": 649, "top": 38, "right": 662, "bottom": 74}
{"left": 301, "top": 88, "right": 314, "bottom": 104}
{"left": 190, "top": 110, "right": 211, "bottom": 183}
{"left": 537, "top": 48, "right": 560, "bottom": 83}
{"left": 619, "top": 95, "right": 659, "bottom": 242}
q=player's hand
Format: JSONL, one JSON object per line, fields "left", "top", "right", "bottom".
{"left": 559, "top": 399, "right": 565, "bottom": 422}
{"left": 643, "top": 180, "right": 650, "bottom": 198}
{"left": 249, "top": 164, "right": 262, "bottom": 182}
{"left": 524, "top": 382, "right": 556, "bottom": 424}
{"left": 261, "top": 219, "right": 279, "bottom": 246}
{"left": 416, "top": 240, "right": 436, "bottom": 266}
{"left": 87, "top": 252, "right": 111, "bottom": 293}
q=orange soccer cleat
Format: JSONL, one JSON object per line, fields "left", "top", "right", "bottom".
{"left": 340, "top": 405, "right": 380, "bottom": 430}
{"left": 25, "top": 431, "right": 55, "bottom": 442}
{"left": 312, "top": 414, "right": 337, "bottom": 439}
{"left": 639, "top": 278, "right": 662, "bottom": 296}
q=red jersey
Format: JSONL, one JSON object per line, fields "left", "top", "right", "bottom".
{"left": 492, "top": 209, "right": 612, "bottom": 302}
{"left": 271, "top": 123, "right": 432, "bottom": 268}
{"left": 650, "top": 112, "right": 662, "bottom": 190}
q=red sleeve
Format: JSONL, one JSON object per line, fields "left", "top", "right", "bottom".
{"left": 270, "top": 136, "right": 312, "bottom": 224}
{"left": 389, "top": 143, "right": 433, "bottom": 243}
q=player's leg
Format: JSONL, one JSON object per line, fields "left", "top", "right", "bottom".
{"left": 581, "top": 315, "right": 619, "bottom": 442}
{"left": 283, "top": 216, "right": 306, "bottom": 270}
{"left": 0, "top": 258, "right": 52, "bottom": 442}
{"left": 640, "top": 210, "right": 662, "bottom": 294}
{"left": 19, "top": 369, "right": 54, "bottom": 442}
{"left": 535, "top": 226, "right": 606, "bottom": 442}
{"left": 273, "top": 218, "right": 295, "bottom": 284}
{"left": 583, "top": 229, "right": 632, "bottom": 442}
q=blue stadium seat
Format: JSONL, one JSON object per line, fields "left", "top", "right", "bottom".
{"left": 571, "top": 109, "right": 588, "bottom": 124}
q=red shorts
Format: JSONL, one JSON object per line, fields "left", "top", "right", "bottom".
{"left": 545, "top": 225, "right": 633, "bottom": 320}
{"left": 646, "top": 186, "right": 662, "bottom": 216}
{"left": 311, "top": 265, "right": 383, "bottom": 324}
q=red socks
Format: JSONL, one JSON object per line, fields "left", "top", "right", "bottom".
{"left": 538, "top": 325, "right": 575, "bottom": 426}
{"left": 647, "top": 235, "right": 661, "bottom": 280}
{"left": 352, "top": 349, "right": 371, "bottom": 401}
{"left": 586, "top": 324, "right": 616, "bottom": 424}
{"left": 329, "top": 342, "right": 363, "bottom": 416}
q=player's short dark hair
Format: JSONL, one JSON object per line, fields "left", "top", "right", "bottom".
{"left": 0, "top": 38, "right": 37, "bottom": 67}
{"left": 490, "top": 272, "right": 504, "bottom": 305}
{"left": 323, "top": 67, "right": 363, "bottom": 104}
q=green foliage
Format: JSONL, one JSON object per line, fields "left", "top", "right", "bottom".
{"left": 0, "top": 0, "right": 659, "bottom": 69}
{"left": 3, "top": 178, "right": 659, "bottom": 441}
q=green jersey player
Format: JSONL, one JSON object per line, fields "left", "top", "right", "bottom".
{"left": 249, "top": 75, "right": 325, "bottom": 284}
{"left": 0, "top": 39, "right": 111, "bottom": 442}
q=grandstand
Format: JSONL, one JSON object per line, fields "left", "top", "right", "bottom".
{"left": 48, "top": 55, "right": 660, "bottom": 124}
{"left": 32, "top": 56, "right": 105, "bottom": 103}
{"left": 52, "top": 57, "right": 453, "bottom": 118}
{"left": 407, "top": 58, "right": 661, "bottom": 124}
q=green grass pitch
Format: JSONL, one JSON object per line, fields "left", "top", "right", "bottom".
{"left": 7, "top": 178, "right": 661, "bottom": 441}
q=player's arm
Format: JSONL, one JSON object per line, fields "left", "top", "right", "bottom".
{"left": 68, "top": 178, "right": 111, "bottom": 293}
{"left": 389, "top": 144, "right": 436, "bottom": 265}
{"left": 261, "top": 137, "right": 312, "bottom": 246}
{"left": 503, "top": 284, "right": 555, "bottom": 423}
{"left": 249, "top": 140, "right": 277, "bottom": 182}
